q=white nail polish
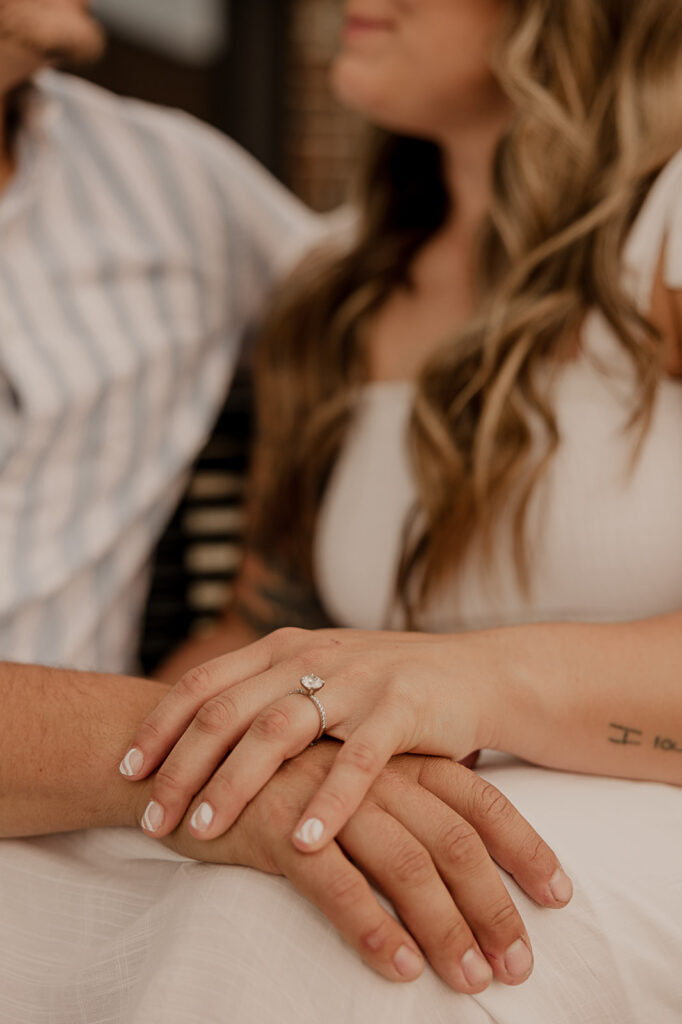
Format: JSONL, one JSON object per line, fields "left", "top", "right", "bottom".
{"left": 141, "top": 800, "right": 164, "bottom": 833}
{"left": 190, "top": 802, "right": 214, "bottom": 833}
{"left": 119, "top": 747, "right": 144, "bottom": 777}
{"left": 295, "top": 818, "right": 324, "bottom": 846}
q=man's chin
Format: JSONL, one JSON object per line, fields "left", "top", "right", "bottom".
{"left": 0, "top": 3, "right": 106, "bottom": 71}
{"left": 44, "top": 14, "right": 106, "bottom": 67}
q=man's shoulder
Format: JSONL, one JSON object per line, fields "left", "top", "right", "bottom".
{"left": 37, "top": 71, "right": 323, "bottom": 280}
{"left": 38, "top": 70, "right": 318, "bottom": 238}
{"left": 39, "top": 69, "right": 229, "bottom": 156}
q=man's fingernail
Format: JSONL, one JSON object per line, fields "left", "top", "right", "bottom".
{"left": 141, "top": 800, "right": 164, "bottom": 833}
{"left": 393, "top": 944, "right": 423, "bottom": 979}
{"left": 294, "top": 818, "right": 324, "bottom": 846}
{"left": 504, "top": 938, "right": 533, "bottom": 979}
{"left": 119, "top": 747, "right": 144, "bottom": 777}
{"left": 461, "top": 948, "right": 493, "bottom": 987}
{"left": 190, "top": 801, "right": 214, "bottom": 833}
{"left": 548, "top": 867, "right": 573, "bottom": 904}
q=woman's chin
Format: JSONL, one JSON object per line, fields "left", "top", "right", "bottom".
{"left": 330, "top": 55, "right": 419, "bottom": 135}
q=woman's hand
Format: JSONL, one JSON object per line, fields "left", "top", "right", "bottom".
{"left": 147, "top": 740, "right": 572, "bottom": 993}
{"left": 121, "top": 627, "right": 502, "bottom": 849}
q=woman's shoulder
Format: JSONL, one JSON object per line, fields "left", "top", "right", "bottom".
{"left": 620, "top": 147, "right": 682, "bottom": 314}
{"left": 645, "top": 149, "right": 682, "bottom": 375}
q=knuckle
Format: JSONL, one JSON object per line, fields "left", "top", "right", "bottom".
{"left": 377, "top": 762, "right": 409, "bottom": 789}
{"left": 381, "top": 681, "right": 410, "bottom": 717}
{"left": 339, "top": 740, "right": 381, "bottom": 777}
{"left": 176, "top": 663, "right": 214, "bottom": 702}
{"left": 438, "top": 820, "right": 482, "bottom": 869}
{"left": 194, "top": 694, "right": 237, "bottom": 737}
{"left": 518, "top": 831, "right": 553, "bottom": 872}
{"left": 485, "top": 898, "right": 521, "bottom": 935}
{"left": 361, "top": 917, "right": 395, "bottom": 955}
{"left": 272, "top": 626, "right": 307, "bottom": 649}
{"left": 136, "top": 717, "right": 162, "bottom": 744}
{"left": 319, "top": 788, "right": 350, "bottom": 817}
{"left": 153, "top": 765, "right": 185, "bottom": 797}
{"left": 389, "top": 842, "right": 434, "bottom": 887}
{"left": 472, "top": 780, "right": 515, "bottom": 827}
{"left": 416, "top": 754, "right": 450, "bottom": 789}
{"left": 295, "top": 646, "right": 323, "bottom": 674}
{"left": 436, "top": 916, "right": 472, "bottom": 956}
{"left": 205, "top": 771, "right": 236, "bottom": 803}
{"left": 327, "top": 869, "right": 368, "bottom": 910}
{"left": 251, "top": 704, "right": 292, "bottom": 743}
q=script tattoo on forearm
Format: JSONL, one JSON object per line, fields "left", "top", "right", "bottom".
{"left": 652, "top": 735, "right": 682, "bottom": 754}
{"left": 608, "top": 723, "right": 682, "bottom": 753}
{"left": 608, "top": 723, "right": 643, "bottom": 746}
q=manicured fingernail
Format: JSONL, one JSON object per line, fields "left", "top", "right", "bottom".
{"left": 294, "top": 817, "right": 324, "bottom": 847}
{"left": 461, "top": 948, "right": 493, "bottom": 987}
{"left": 190, "top": 801, "right": 214, "bottom": 833}
{"left": 504, "top": 938, "right": 533, "bottom": 979}
{"left": 548, "top": 867, "right": 573, "bottom": 904}
{"left": 119, "top": 747, "right": 144, "bottom": 777}
{"left": 393, "top": 944, "right": 423, "bottom": 979}
{"left": 141, "top": 800, "right": 164, "bottom": 833}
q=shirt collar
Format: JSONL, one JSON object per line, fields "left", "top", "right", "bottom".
{"left": 0, "top": 71, "right": 63, "bottom": 226}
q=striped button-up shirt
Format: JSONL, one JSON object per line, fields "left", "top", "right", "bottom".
{"left": 0, "top": 70, "right": 317, "bottom": 673}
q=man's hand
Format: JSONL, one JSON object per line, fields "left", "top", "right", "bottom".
{"left": 139, "top": 742, "right": 572, "bottom": 994}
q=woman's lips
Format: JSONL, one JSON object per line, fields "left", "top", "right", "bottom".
{"left": 344, "top": 15, "right": 394, "bottom": 37}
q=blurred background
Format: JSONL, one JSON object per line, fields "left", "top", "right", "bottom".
{"left": 82, "top": 0, "right": 362, "bottom": 212}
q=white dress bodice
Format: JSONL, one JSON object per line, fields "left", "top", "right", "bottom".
{"left": 314, "top": 150, "right": 682, "bottom": 632}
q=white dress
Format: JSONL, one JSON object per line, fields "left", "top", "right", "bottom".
{"left": 3, "top": 155, "right": 682, "bottom": 1023}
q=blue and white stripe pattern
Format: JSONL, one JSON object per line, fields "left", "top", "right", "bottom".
{"left": 0, "top": 70, "right": 317, "bottom": 673}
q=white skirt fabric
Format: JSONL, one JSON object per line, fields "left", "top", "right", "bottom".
{"left": 3, "top": 754, "right": 681, "bottom": 1024}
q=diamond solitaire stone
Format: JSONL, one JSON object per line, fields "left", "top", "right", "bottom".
{"left": 300, "top": 672, "right": 325, "bottom": 693}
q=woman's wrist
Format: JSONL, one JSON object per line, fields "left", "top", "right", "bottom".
{"left": 455, "top": 623, "right": 558, "bottom": 760}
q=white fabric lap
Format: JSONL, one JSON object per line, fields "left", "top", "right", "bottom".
{"left": 2, "top": 759, "right": 679, "bottom": 1024}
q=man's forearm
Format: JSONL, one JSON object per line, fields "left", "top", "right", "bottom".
{"left": 494, "top": 610, "right": 682, "bottom": 785}
{"left": 0, "top": 662, "right": 169, "bottom": 837}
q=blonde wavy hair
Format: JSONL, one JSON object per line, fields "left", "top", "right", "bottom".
{"left": 251, "top": 0, "right": 682, "bottom": 625}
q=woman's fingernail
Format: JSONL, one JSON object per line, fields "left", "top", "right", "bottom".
{"left": 190, "top": 801, "right": 215, "bottom": 833}
{"left": 141, "top": 800, "right": 164, "bottom": 833}
{"left": 393, "top": 944, "right": 423, "bottom": 979}
{"left": 461, "top": 948, "right": 493, "bottom": 987}
{"left": 294, "top": 818, "right": 324, "bottom": 846}
{"left": 119, "top": 747, "right": 144, "bottom": 777}
{"left": 504, "top": 938, "right": 533, "bottom": 979}
{"left": 548, "top": 867, "right": 573, "bottom": 904}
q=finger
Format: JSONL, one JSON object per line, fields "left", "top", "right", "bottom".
{"left": 339, "top": 800, "right": 494, "bottom": 994}
{"left": 419, "top": 758, "right": 573, "bottom": 909}
{"left": 292, "top": 709, "right": 408, "bottom": 853}
{"left": 277, "top": 831, "right": 426, "bottom": 984}
{"left": 376, "top": 771, "right": 534, "bottom": 986}
{"left": 137, "top": 667, "right": 314, "bottom": 837}
{"left": 119, "top": 636, "right": 277, "bottom": 781}
{"left": 184, "top": 694, "right": 322, "bottom": 840}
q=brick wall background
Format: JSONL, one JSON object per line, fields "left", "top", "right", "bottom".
{"left": 284, "top": 0, "right": 363, "bottom": 211}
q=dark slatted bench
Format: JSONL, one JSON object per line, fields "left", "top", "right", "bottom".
{"left": 137, "top": 368, "right": 253, "bottom": 676}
